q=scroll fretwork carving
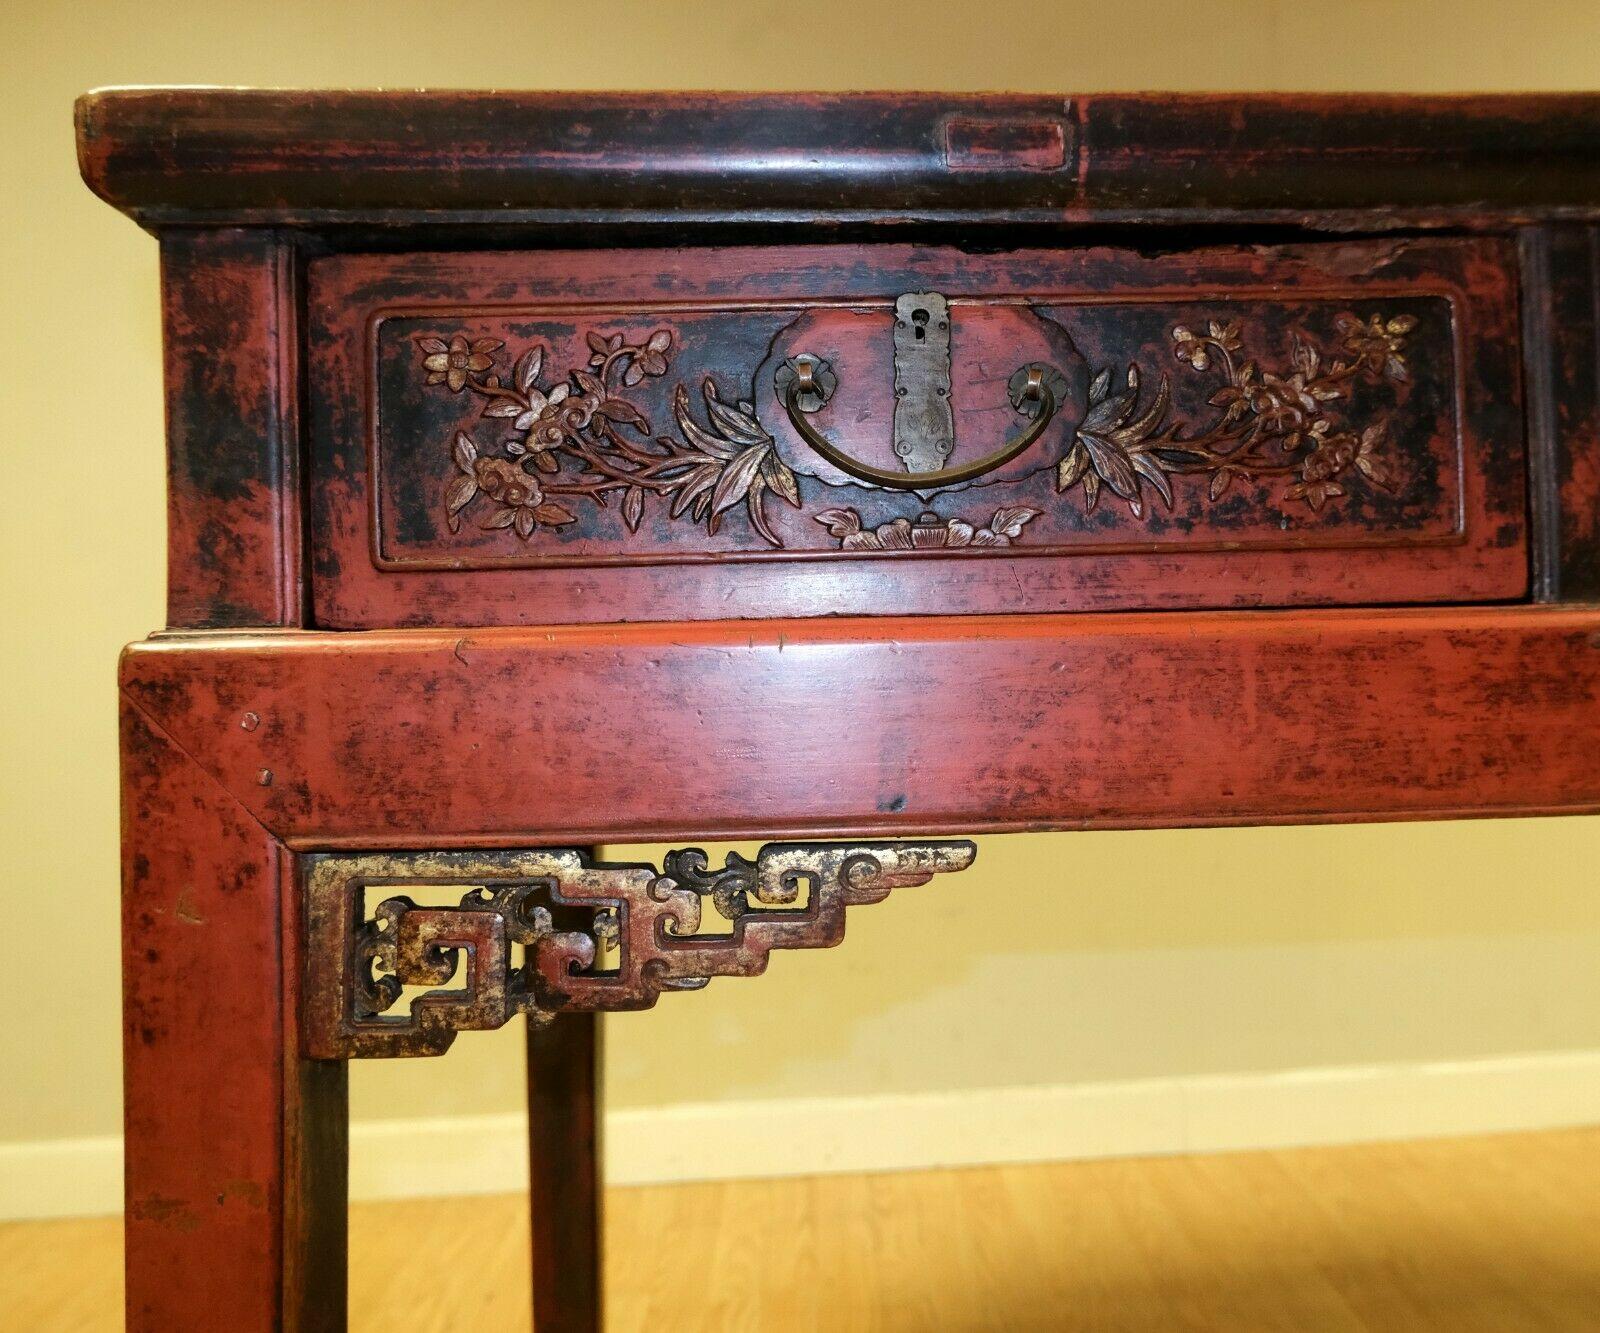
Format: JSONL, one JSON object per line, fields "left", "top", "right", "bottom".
{"left": 304, "top": 842, "right": 976, "bottom": 1059}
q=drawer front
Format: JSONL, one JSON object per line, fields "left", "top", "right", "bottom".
{"left": 309, "top": 239, "right": 1526, "bottom": 626}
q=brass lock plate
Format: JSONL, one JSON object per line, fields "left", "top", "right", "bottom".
{"left": 892, "top": 292, "right": 955, "bottom": 474}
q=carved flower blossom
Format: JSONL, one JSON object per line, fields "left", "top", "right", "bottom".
{"left": 1171, "top": 320, "right": 1241, "bottom": 371}
{"left": 814, "top": 507, "right": 1039, "bottom": 550}
{"left": 556, "top": 374, "right": 605, "bottom": 434}
{"left": 475, "top": 457, "right": 542, "bottom": 509}
{"left": 504, "top": 372, "right": 609, "bottom": 459}
{"left": 471, "top": 457, "right": 576, "bottom": 538}
{"left": 1301, "top": 433, "right": 1357, "bottom": 482}
{"left": 586, "top": 329, "right": 674, "bottom": 385}
{"left": 623, "top": 330, "right": 673, "bottom": 385}
{"left": 1250, "top": 371, "right": 1339, "bottom": 435}
{"left": 1171, "top": 327, "right": 1210, "bottom": 371}
{"left": 1286, "top": 429, "right": 1360, "bottom": 510}
{"left": 418, "top": 335, "right": 503, "bottom": 392}
{"left": 1336, "top": 313, "right": 1416, "bottom": 381}
{"left": 509, "top": 384, "right": 572, "bottom": 452}
{"left": 563, "top": 391, "right": 601, "bottom": 432}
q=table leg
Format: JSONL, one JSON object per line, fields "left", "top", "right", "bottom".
{"left": 526, "top": 1011, "right": 603, "bottom": 1332}
{"left": 121, "top": 699, "right": 348, "bottom": 1331}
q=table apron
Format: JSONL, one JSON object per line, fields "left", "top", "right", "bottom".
{"left": 118, "top": 606, "right": 1600, "bottom": 846}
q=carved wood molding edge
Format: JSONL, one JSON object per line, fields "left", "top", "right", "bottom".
{"left": 303, "top": 842, "right": 976, "bottom": 1059}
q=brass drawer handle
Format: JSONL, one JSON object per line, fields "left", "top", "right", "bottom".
{"left": 776, "top": 355, "right": 1064, "bottom": 490}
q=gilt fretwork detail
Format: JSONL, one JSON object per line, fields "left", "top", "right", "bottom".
{"left": 304, "top": 842, "right": 977, "bottom": 1059}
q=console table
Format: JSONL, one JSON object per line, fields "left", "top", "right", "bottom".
{"left": 79, "top": 89, "right": 1600, "bottom": 1330}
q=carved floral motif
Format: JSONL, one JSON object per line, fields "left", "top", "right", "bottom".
{"left": 814, "top": 507, "right": 1040, "bottom": 550}
{"left": 421, "top": 330, "right": 802, "bottom": 545}
{"left": 1060, "top": 312, "right": 1412, "bottom": 516}
{"left": 416, "top": 310, "right": 1418, "bottom": 551}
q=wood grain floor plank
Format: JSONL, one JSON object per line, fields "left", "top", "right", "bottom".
{"left": 3, "top": 1127, "right": 1596, "bottom": 1331}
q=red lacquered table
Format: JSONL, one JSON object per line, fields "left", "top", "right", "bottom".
{"left": 80, "top": 88, "right": 1600, "bottom": 1330}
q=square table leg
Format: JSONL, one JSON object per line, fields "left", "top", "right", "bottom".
{"left": 527, "top": 1012, "right": 603, "bottom": 1332}
{"left": 121, "top": 699, "right": 348, "bottom": 1330}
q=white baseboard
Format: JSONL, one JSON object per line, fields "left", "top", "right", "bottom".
{"left": 7, "top": 1050, "right": 1599, "bottom": 1220}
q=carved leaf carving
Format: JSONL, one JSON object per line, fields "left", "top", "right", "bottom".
{"left": 413, "top": 307, "right": 1416, "bottom": 553}
{"left": 1062, "top": 312, "right": 1412, "bottom": 516}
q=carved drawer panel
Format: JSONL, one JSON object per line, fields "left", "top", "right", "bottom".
{"left": 308, "top": 239, "right": 1526, "bottom": 626}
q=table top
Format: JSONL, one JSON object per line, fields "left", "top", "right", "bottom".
{"left": 76, "top": 88, "right": 1600, "bottom": 226}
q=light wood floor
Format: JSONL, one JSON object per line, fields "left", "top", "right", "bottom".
{"left": 4, "top": 1127, "right": 1598, "bottom": 1331}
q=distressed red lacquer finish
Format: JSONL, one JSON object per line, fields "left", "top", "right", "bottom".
{"left": 83, "top": 88, "right": 1600, "bottom": 1333}
{"left": 310, "top": 237, "right": 1526, "bottom": 627}
{"left": 76, "top": 90, "right": 1600, "bottom": 224}
{"left": 121, "top": 608, "right": 1600, "bottom": 846}
{"left": 120, "top": 700, "right": 344, "bottom": 1330}
{"left": 1522, "top": 224, "right": 1600, "bottom": 600}
{"left": 161, "top": 229, "right": 303, "bottom": 628}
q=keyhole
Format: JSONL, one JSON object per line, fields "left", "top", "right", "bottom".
{"left": 912, "top": 307, "right": 929, "bottom": 342}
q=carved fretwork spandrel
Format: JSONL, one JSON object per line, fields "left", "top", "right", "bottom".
{"left": 303, "top": 842, "right": 976, "bottom": 1059}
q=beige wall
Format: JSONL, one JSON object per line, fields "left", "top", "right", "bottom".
{"left": 5, "top": 0, "right": 1600, "bottom": 1172}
